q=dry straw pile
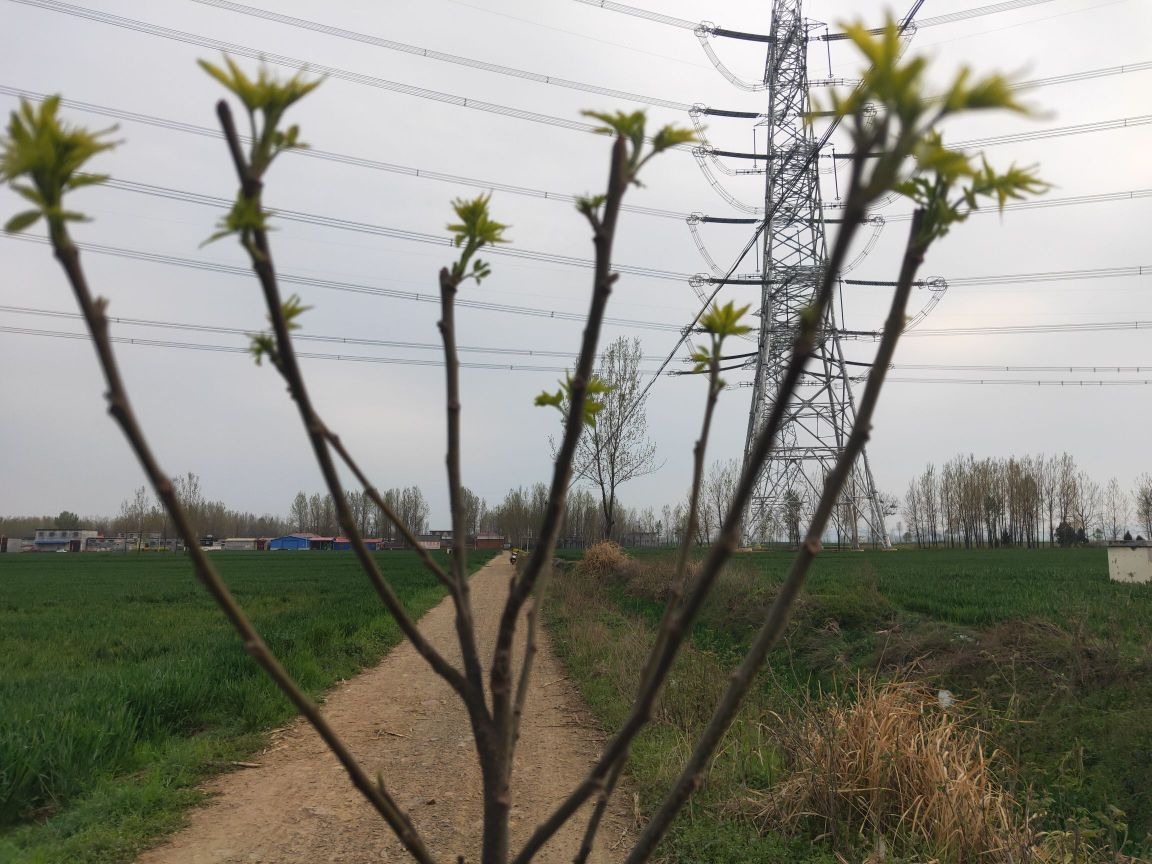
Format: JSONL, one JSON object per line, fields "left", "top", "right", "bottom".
{"left": 747, "top": 678, "right": 1026, "bottom": 862}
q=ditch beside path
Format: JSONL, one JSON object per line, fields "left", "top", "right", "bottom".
{"left": 137, "top": 553, "right": 629, "bottom": 864}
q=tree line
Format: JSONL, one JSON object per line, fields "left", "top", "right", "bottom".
{"left": 900, "top": 453, "right": 1152, "bottom": 548}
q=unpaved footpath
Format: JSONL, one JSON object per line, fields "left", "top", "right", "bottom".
{"left": 138, "top": 555, "right": 628, "bottom": 864}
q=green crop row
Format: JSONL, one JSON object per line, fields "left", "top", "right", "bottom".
{"left": 0, "top": 550, "right": 494, "bottom": 863}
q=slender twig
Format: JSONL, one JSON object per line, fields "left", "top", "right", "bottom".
{"left": 325, "top": 432, "right": 455, "bottom": 593}
{"left": 490, "top": 132, "right": 629, "bottom": 790}
{"left": 215, "top": 99, "right": 478, "bottom": 708}
{"left": 575, "top": 756, "right": 626, "bottom": 864}
{"left": 624, "top": 209, "right": 929, "bottom": 864}
{"left": 438, "top": 265, "right": 488, "bottom": 703}
{"left": 513, "top": 153, "right": 874, "bottom": 864}
{"left": 510, "top": 587, "right": 542, "bottom": 753}
{"left": 574, "top": 344, "right": 724, "bottom": 862}
{"left": 45, "top": 225, "right": 436, "bottom": 864}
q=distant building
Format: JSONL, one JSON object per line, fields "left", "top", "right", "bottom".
{"left": 474, "top": 533, "right": 505, "bottom": 550}
{"left": 415, "top": 534, "right": 442, "bottom": 551}
{"left": 221, "top": 537, "right": 258, "bottom": 551}
{"left": 309, "top": 536, "right": 335, "bottom": 551}
{"left": 268, "top": 533, "right": 313, "bottom": 551}
{"left": 332, "top": 537, "right": 385, "bottom": 551}
{"left": 33, "top": 528, "right": 101, "bottom": 552}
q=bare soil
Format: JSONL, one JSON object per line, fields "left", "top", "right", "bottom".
{"left": 137, "top": 554, "right": 629, "bottom": 864}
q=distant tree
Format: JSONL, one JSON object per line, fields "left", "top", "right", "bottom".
{"left": 1055, "top": 521, "right": 1077, "bottom": 548}
{"left": 703, "top": 459, "right": 739, "bottom": 545}
{"left": 54, "top": 510, "right": 80, "bottom": 529}
{"left": 1135, "top": 473, "right": 1152, "bottom": 539}
{"left": 902, "top": 477, "right": 924, "bottom": 547}
{"left": 289, "top": 491, "right": 309, "bottom": 532}
{"left": 345, "top": 490, "right": 371, "bottom": 537}
{"left": 173, "top": 472, "right": 203, "bottom": 539}
{"left": 1104, "top": 477, "right": 1130, "bottom": 541}
{"left": 459, "top": 487, "right": 486, "bottom": 540}
{"left": 397, "top": 486, "right": 429, "bottom": 536}
{"left": 783, "top": 490, "right": 804, "bottom": 548}
{"left": 118, "top": 486, "right": 152, "bottom": 549}
{"left": 568, "top": 336, "right": 659, "bottom": 539}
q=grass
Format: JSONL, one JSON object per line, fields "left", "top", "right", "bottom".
{"left": 0, "top": 548, "right": 495, "bottom": 864}
{"left": 546, "top": 545, "right": 1152, "bottom": 863}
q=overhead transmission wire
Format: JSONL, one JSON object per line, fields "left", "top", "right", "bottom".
{"left": 7, "top": 302, "right": 1148, "bottom": 360}
{"left": 0, "top": 304, "right": 662, "bottom": 360}
{"left": 7, "top": 4, "right": 1144, "bottom": 379}
{"left": 3, "top": 85, "right": 1146, "bottom": 232}
{"left": 17, "top": 1, "right": 1142, "bottom": 155}
{"left": 899, "top": 319, "right": 1152, "bottom": 338}
{"left": 7, "top": 323, "right": 1149, "bottom": 386}
{"left": 186, "top": 0, "right": 696, "bottom": 112}
{"left": 694, "top": 113, "right": 1152, "bottom": 172}
{"left": 842, "top": 265, "right": 1149, "bottom": 289}
{"left": 11, "top": 0, "right": 699, "bottom": 149}
{"left": 569, "top": 0, "right": 1059, "bottom": 35}
{"left": 9, "top": 170, "right": 1145, "bottom": 302}
{"left": 72, "top": 177, "right": 693, "bottom": 282}
{"left": 876, "top": 377, "right": 1152, "bottom": 386}
{"left": 0, "top": 234, "right": 687, "bottom": 332}
{"left": 0, "top": 85, "right": 687, "bottom": 221}
{"left": 6, "top": 301, "right": 1142, "bottom": 357}
{"left": 190, "top": 1, "right": 1140, "bottom": 119}
{"left": 0, "top": 323, "right": 668, "bottom": 373}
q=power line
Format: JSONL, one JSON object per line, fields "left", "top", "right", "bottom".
{"left": 569, "top": 0, "right": 1060, "bottom": 35}
{"left": 699, "top": 113, "right": 1152, "bottom": 166}
{"left": 12, "top": 324, "right": 1146, "bottom": 386}
{"left": 186, "top": 0, "right": 695, "bottom": 112}
{"left": 1006, "top": 61, "right": 1152, "bottom": 92}
{"left": 0, "top": 323, "right": 664, "bottom": 373}
{"left": 0, "top": 85, "right": 688, "bottom": 222}
{"left": 1, "top": 234, "right": 688, "bottom": 332}
{"left": 896, "top": 319, "right": 1152, "bottom": 338}
{"left": 8, "top": 304, "right": 1145, "bottom": 369}
{"left": 0, "top": 304, "right": 657, "bottom": 360}
{"left": 953, "top": 115, "right": 1152, "bottom": 150}
{"left": 893, "top": 363, "right": 1152, "bottom": 373}
{"left": 12, "top": 0, "right": 697, "bottom": 149}
{"left": 81, "top": 175, "right": 692, "bottom": 282}
{"left": 841, "top": 265, "right": 1149, "bottom": 290}
{"left": 878, "top": 377, "right": 1152, "bottom": 386}
{"left": 882, "top": 187, "right": 1152, "bottom": 221}
{"left": 8, "top": 85, "right": 1146, "bottom": 234}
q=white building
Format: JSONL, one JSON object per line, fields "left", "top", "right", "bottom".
{"left": 33, "top": 528, "right": 101, "bottom": 551}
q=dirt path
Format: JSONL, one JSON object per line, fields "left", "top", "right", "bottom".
{"left": 137, "top": 554, "right": 628, "bottom": 864}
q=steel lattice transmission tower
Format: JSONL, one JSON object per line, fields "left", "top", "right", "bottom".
{"left": 740, "top": 0, "right": 891, "bottom": 549}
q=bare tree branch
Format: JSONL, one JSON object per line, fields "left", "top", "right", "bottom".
{"left": 624, "top": 209, "right": 929, "bottom": 863}
{"left": 43, "top": 226, "right": 437, "bottom": 864}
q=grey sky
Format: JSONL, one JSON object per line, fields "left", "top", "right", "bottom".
{"left": 1, "top": 0, "right": 1149, "bottom": 527}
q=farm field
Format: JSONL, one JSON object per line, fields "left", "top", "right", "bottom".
{"left": 548, "top": 546, "right": 1152, "bottom": 863}
{"left": 0, "top": 549, "right": 494, "bottom": 864}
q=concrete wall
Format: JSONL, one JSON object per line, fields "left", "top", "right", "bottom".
{"left": 1108, "top": 545, "right": 1152, "bottom": 584}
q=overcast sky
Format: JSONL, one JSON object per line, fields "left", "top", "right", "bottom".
{"left": 1, "top": 0, "right": 1149, "bottom": 527}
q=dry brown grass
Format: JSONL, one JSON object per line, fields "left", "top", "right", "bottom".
{"left": 746, "top": 677, "right": 1029, "bottom": 863}
{"left": 579, "top": 540, "right": 631, "bottom": 578}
